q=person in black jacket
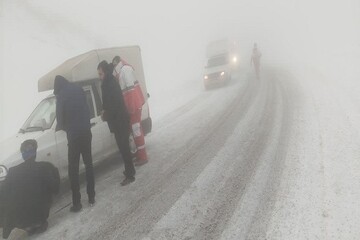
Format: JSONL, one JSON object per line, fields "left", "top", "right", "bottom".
{"left": 97, "top": 60, "right": 136, "bottom": 186}
{"left": 54, "top": 75, "right": 95, "bottom": 212}
{"left": 1, "top": 140, "right": 60, "bottom": 239}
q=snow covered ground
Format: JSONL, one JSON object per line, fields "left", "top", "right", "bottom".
{"left": 265, "top": 67, "right": 360, "bottom": 240}
{"left": 1, "top": 0, "right": 360, "bottom": 239}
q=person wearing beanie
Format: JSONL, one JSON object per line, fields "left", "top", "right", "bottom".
{"left": 1, "top": 139, "right": 60, "bottom": 239}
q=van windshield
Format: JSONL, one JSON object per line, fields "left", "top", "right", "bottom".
{"left": 207, "top": 55, "right": 229, "bottom": 68}
{"left": 20, "top": 97, "right": 56, "bottom": 133}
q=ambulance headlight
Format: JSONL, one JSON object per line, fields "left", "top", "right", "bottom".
{"left": 220, "top": 72, "right": 225, "bottom": 76}
{"left": 204, "top": 75, "right": 208, "bottom": 80}
{"left": 0, "top": 165, "right": 7, "bottom": 181}
{"left": 233, "top": 56, "right": 237, "bottom": 63}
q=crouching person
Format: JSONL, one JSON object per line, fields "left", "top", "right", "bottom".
{"left": 2, "top": 140, "right": 60, "bottom": 239}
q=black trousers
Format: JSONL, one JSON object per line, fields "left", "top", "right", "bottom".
{"left": 113, "top": 129, "right": 136, "bottom": 178}
{"left": 68, "top": 131, "right": 95, "bottom": 205}
{"left": 2, "top": 200, "right": 51, "bottom": 239}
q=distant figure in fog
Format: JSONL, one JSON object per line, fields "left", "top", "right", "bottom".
{"left": 251, "top": 43, "right": 262, "bottom": 79}
{"left": 98, "top": 60, "right": 136, "bottom": 186}
{"left": 112, "top": 56, "right": 148, "bottom": 166}
{"left": 54, "top": 75, "right": 95, "bottom": 212}
{"left": 1, "top": 140, "right": 60, "bottom": 239}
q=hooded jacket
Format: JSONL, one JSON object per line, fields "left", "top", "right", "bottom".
{"left": 54, "top": 75, "right": 91, "bottom": 141}
{"left": 101, "top": 73, "right": 130, "bottom": 133}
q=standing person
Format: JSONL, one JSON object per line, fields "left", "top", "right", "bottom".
{"left": 251, "top": 43, "right": 262, "bottom": 79}
{"left": 97, "top": 60, "right": 136, "bottom": 186}
{"left": 1, "top": 140, "right": 60, "bottom": 239}
{"left": 54, "top": 75, "right": 95, "bottom": 212}
{"left": 112, "top": 56, "right": 148, "bottom": 166}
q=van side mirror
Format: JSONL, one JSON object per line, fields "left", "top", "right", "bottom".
{"left": 147, "top": 93, "right": 150, "bottom": 98}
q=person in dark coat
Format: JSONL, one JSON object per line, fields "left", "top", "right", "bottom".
{"left": 54, "top": 75, "right": 95, "bottom": 212}
{"left": 97, "top": 60, "right": 136, "bottom": 186}
{"left": 1, "top": 139, "right": 60, "bottom": 239}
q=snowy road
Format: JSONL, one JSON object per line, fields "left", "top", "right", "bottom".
{"left": 5, "top": 68, "right": 294, "bottom": 240}
{"left": 5, "top": 67, "right": 360, "bottom": 240}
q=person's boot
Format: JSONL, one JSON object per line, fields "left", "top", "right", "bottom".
{"left": 70, "top": 203, "right": 82, "bottom": 213}
{"left": 121, "top": 176, "right": 135, "bottom": 186}
{"left": 89, "top": 197, "right": 95, "bottom": 206}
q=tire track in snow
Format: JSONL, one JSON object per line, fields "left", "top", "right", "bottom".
{"left": 219, "top": 73, "right": 289, "bottom": 240}
{"left": 243, "top": 71, "right": 294, "bottom": 239}
{"left": 193, "top": 74, "right": 283, "bottom": 240}
{"left": 142, "top": 73, "right": 274, "bottom": 240}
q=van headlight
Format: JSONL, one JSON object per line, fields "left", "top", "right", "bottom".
{"left": 0, "top": 165, "right": 8, "bottom": 181}
{"left": 233, "top": 56, "right": 237, "bottom": 63}
{"left": 220, "top": 72, "right": 225, "bottom": 76}
{"left": 204, "top": 75, "right": 208, "bottom": 80}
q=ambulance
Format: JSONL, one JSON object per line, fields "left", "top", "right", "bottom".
{"left": 203, "top": 39, "right": 240, "bottom": 89}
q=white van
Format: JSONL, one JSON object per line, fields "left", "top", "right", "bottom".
{"left": 203, "top": 39, "right": 240, "bottom": 90}
{"left": 0, "top": 46, "right": 152, "bottom": 187}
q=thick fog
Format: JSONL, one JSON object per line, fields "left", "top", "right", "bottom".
{"left": 2, "top": 1, "right": 360, "bottom": 239}
{"left": 0, "top": 0, "right": 359, "bottom": 141}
